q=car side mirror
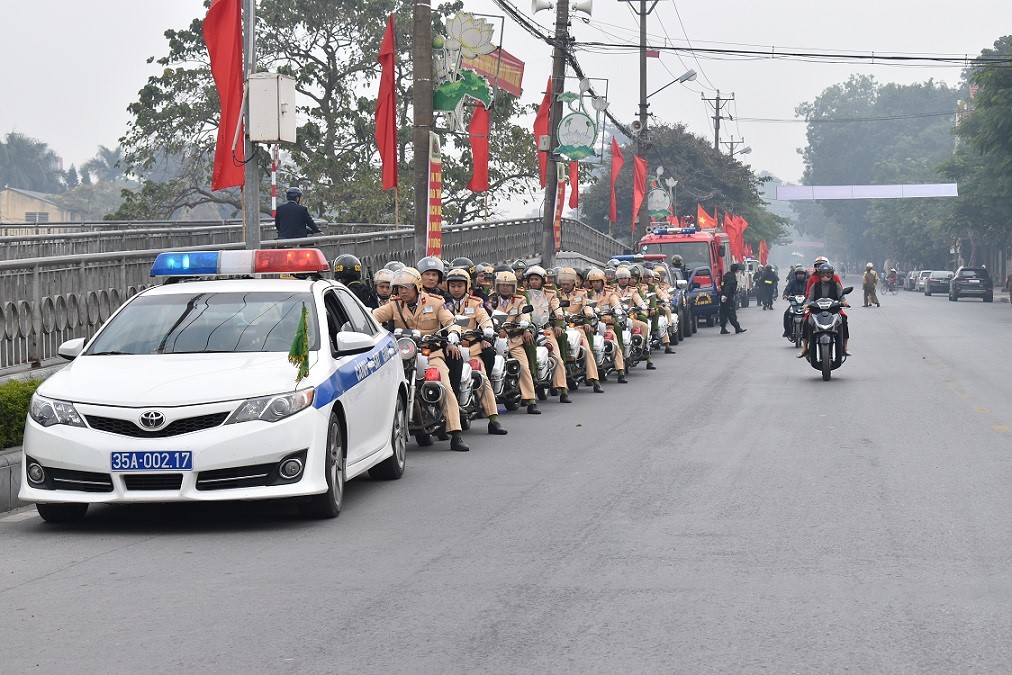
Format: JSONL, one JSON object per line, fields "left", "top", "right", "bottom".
{"left": 717, "top": 244, "right": 726, "bottom": 257}
{"left": 691, "top": 281, "right": 701, "bottom": 289}
{"left": 334, "top": 331, "right": 374, "bottom": 355}
{"left": 59, "top": 337, "right": 86, "bottom": 361}
{"left": 676, "top": 279, "right": 688, "bottom": 289}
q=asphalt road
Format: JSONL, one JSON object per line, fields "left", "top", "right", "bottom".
{"left": 2, "top": 290, "right": 1010, "bottom": 673}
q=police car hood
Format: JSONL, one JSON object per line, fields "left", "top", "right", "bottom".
{"left": 45, "top": 352, "right": 319, "bottom": 406}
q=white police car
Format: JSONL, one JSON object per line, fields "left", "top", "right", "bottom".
{"left": 21, "top": 248, "right": 408, "bottom": 523}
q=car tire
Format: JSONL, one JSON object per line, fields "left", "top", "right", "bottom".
{"left": 705, "top": 316, "right": 715, "bottom": 327}
{"left": 36, "top": 502, "right": 88, "bottom": 523}
{"left": 925, "top": 288, "right": 931, "bottom": 296}
{"left": 690, "top": 316, "right": 697, "bottom": 333}
{"left": 984, "top": 293, "right": 993, "bottom": 303}
{"left": 299, "top": 413, "right": 344, "bottom": 519}
{"left": 370, "top": 395, "right": 407, "bottom": 480}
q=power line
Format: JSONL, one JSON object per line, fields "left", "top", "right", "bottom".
{"left": 668, "top": 0, "right": 718, "bottom": 90}
{"left": 736, "top": 111, "right": 958, "bottom": 124}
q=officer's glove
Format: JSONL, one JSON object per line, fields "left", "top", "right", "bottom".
{"left": 483, "top": 328, "right": 495, "bottom": 340}
{"left": 720, "top": 296, "right": 727, "bottom": 303}
{"left": 447, "top": 332, "right": 460, "bottom": 345}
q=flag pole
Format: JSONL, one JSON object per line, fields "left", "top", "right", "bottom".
{"left": 242, "top": 0, "right": 260, "bottom": 249}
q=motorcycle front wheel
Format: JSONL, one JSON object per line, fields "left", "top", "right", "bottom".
{"left": 820, "top": 343, "right": 832, "bottom": 381}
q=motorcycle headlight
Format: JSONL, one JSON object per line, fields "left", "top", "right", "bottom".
{"left": 398, "top": 337, "right": 417, "bottom": 360}
{"left": 29, "top": 393, "right": 85, "bottom": 428}
{"left": 226, "top": 388, "right": 315, "bottom": 424}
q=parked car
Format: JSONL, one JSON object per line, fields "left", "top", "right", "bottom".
{"left": 949, "top": 266, "right": 994, "bottom": 302}
{"left": 904, "top": 271, "right": 919, "bottom": 291}
{"left": 916, "top": 270, "right": 933, "bottom": 291}
{"left": 924, "top": 270, "right": 954, "bottom": 295}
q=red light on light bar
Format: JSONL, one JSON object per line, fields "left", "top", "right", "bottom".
{"left": 641, "top": 254, "right": 666, "bottom": 261}
{"left": 254, "top": 248, "right": 329, "bottom": 274}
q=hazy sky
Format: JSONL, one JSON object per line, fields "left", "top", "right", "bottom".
{"left": 2, "top": 0, "right": 1007, "bottom": 195}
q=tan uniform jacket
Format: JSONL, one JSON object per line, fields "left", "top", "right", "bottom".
{"left": 372, "top": 294, "right": 460, "bottom": 337}
{"left": 445, "top": 294, "right": 493, "bottom": 332}
{"left": 556, "top": 288, "right": 596, "bottom": 323}
{"left": 488, "top": 293, "right": 533, "bottom": 327}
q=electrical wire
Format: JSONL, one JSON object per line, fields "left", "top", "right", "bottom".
{"left": 736, "top": 111, "right": 958, "bottom": 124}
{"left": 668, "top": 0, "right": 719, "bottom": 91}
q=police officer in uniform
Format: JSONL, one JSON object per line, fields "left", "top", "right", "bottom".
{"left": 586, "top": 268, "right": 629, "bottom": 383}
{"left": 333, "top": 254, "right": 378, "bottom": 309}
{"left": 522, "top": 265, "right": 573, "bottom": 403}
{"left": 275, "top": 187, "right": 321, "bottom": 240}
{"left": 490, "top": 270, "right": 542, "bottom": 414}
{"left": 418, "top": 256, "right": 450, "bottom": 302}
{"left": 556, "top": 267, "right": 605, "bottom": 393}
{"left": 372, "top": 268, "right": 470, "bottom": 451}
{"left": 444, "top": 268, "right": 508, "bottom": 435}
{"left": 373, "top": 269, "right": 394, "bottom": 306}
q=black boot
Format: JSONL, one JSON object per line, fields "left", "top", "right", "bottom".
{"left": 735, "top": 328, "right": 747, "bottom": 334}
{"left": 720, "top": 328, "right": 730, "bottom": 334}
{"left": 646, "top": 361, "right": 656, "bottom": 370}
{"left": 559, "top": 391, "right": 572, "bottom": 403}
{"left": 527, "top": 403, "right": 542, "bottom": 415}
{"left": 617, "top": 372, "right": 628, "bottom": 383}
{"left": 664, "top": 345, "right": 675, "bottom": 354}
{"left": 487, "top": 419, "right": 508, "bottom": 435}
{"left": 450, "top": 432, "right": 470, "bottom": 452}
{"left": 592, "top": 381, "right": 604, "bottom": 393}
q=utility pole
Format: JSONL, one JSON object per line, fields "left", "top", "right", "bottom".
{"left": 242, "top": 0, "right": 260, "bottom": 249}
{"left": 634, "top": 0, "right": 649, "bottom": 247}
{"left": 412, "top": 0, "right": 434, "bottom": 262}
{"left": 540, "top": 0, "right": 570, "bottom": 270}
{"left": 721, "top": 135, "right": 745, "bottom": 155}
{"left": 702, "top": 90, "right": 733, "bottom": 152}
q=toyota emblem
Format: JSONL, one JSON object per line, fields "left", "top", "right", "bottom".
{"left": 139, "top": 411, "right": 166, "bottom": 429}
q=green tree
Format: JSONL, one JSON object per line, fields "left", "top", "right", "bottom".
{"left": 82, "top": 145, "right": 126, "bottom": 183}
{"left": 65, "top": 164, "right": 80, "bottom": 189}
{"left": 119, "top": 0, "right": 535, "bottom": 224}
{"left": 0, "top": 132, "right": 65, "bottom": 193}
{"left": 579, "top": 122, "right": 788, "bottom": 248}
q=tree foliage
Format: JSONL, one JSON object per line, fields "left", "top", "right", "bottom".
{"left": 579, "top": 122, "right": 788, "bottom": 248}
{"left": 82, "top": 145, "right": 126, "bottom": 183}
{"left": 795, "top": 75, "right": 960, "bottom": 264}
{"left": 118, "top": 0, "right": 535, "bottom": 223}
{"left": 0, "top": 132, "right": 65, "bottom": 193}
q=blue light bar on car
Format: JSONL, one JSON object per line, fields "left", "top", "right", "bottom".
{"left": 651, "top": 227, "right": 699, "bottom": 235}
{"left": 610, "top": 255, "right": 644, "bottom": 262}
{"left": 150, "top": 251, "right": 221, "bottom": 277}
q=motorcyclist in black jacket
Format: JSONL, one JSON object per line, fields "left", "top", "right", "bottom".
{"left": 781, "top": 267, "right": 808, "bottom": 337}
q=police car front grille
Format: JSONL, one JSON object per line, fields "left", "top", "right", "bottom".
{"left": 123, "top": 474, "right": 184, "bottom": 491}
{"left": 195, "top": 463, "right": 275, "bottom": 491}
{"left": 85, "top": 413, "right": 229, "bottom": 438}
{"left": 48, "top": 468, "right": 114, "bottom": 493}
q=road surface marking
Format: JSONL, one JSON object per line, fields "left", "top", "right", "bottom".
{"left": 974, "top": 406, "right": 990, "bottom": 414}
{"left": 993, "top": 424, "right": 1011, "bottom": 434}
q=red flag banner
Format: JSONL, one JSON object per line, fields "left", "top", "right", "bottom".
{"left": 204, "top": 0, "right": 245, "bottom": 191}
{"left": 426, "top": 133, "right": 443, "bottom": 257}
{"left": 467, "top": 105, "right": 490, "bottom": 192}
{"left": 534, "top": 77, "right": 553, "bottom": 188}
{"left": 632, "top": 156, "right": 647, "bottom": 236}
{"left": 376, "top": 14, "right": 398, "bottom": 191}
{"left": 722, "top": 213, "right": 742, "bottom": 261}
{"left": 759, "top": 240, "right": 769, "bottom": 266}
{"left": 554, "top": 179, "right": 566, "bottom": 252}
{"left": 569, "top": 162, "right": 579, "bottom": 209}
{"left": 609, "top": 138, "right": 624, "bottom": 224}
{"left": 697, "top": 204, "right": 716, "bottom": 229}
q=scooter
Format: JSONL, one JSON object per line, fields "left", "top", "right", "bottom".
{"left": 786, "top": 294, "right": 806, "bottom": 348}
{"left": 394, "top": 328, "right": 451, "bottom": 446}
{"left": 803, "top": 286, "right": 853, "bottom": 382}
{"left": 455, "top": 327, "right": 494, "bottom": 429}
{"left": 619, "top": 299, "right": 650, "bottom": 368}
{"left": 531, "top": 316, "right": 559, "bottom": 401}
{"left": 488, "top": 306, "right": 534, "bottom": 410}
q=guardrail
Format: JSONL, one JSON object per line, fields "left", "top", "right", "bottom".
{"left": 0, "top": 218, "right": 623, "bottom": 373}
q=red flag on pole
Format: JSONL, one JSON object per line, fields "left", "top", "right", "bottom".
{"left": 375, "top": 14, "right": 398, "bottom": 191}
{"left": 204, "top": 0, "right": 245, "bottom": 191}
{"left": 609, "top": 138, "right": 624, "bottom": 224}
{"left": 568, "top": 162, "right": 579, "bottom": 209}
{"left": 632, "top": 156, "right": 647, "bottom": 236}
{"left": 722, "top": 212, "right": 741, "bottom": 261}
{"left": 758, "top": 239, "right": 769, "bottom": 266}
{"left": 697, "top": 204, "right": 716, "bottom": 229}
{"left": 467, "top": 105, "right": 490, "bottom": 192}
{"left": 533, "top": 76, "right": 553, "bottom": 188}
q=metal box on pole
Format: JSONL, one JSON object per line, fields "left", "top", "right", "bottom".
{"left": 248, "top": 73, "right": 297, "bottom": 143}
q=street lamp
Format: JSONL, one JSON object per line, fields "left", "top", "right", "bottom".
{"left": 646, "top": 69, "right": 697, "bottom": 100}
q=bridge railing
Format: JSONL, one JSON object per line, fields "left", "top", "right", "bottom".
{"left": 0, "top": 218, "right": 622, "bottom": 372}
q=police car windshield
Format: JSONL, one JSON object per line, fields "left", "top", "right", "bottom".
{"left": 642, "top": 242, "right": 710, "bottom": 270}
{"left": 87, "top": 292, "right": 319, "bottom": 355}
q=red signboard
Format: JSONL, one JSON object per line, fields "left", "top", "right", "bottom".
{"left": 462, "top": 47, "right": 525, "bottom": 98}
{"left": 427, "top": 133, "right": 443, "bottom": 257}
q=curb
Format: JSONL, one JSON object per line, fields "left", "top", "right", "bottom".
{"left": 0, "top": 448, "right": 26, "bottom": 515}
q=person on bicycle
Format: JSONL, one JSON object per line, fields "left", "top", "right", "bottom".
{"left": 887, "top": 268, "right": 898, "bottom": 292}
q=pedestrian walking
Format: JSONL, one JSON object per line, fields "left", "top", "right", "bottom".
{"left": 275, "top": 187, "right": 321, "bottom": 241}
{"left": 719, "top": 263, "right": 746, "bottom": 334}
{"left": 862, "top": 262, "right": 880, "bottom": 307}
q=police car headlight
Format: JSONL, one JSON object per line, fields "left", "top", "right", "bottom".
{"left": 226, "top": 388, "right": 315, "bottom": 424}
{"left": 29, "top": 393, "right": 85, "bottom": 428}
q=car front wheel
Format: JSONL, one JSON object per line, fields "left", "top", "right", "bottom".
{"left": 370, "top": 394, "right": 407, "bottom": 480}
{"left": 299, "top": 413, "right": 344, "bottom": 519}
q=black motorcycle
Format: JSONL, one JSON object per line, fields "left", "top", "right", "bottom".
{"left": 786, "top": 294, "right": 806, "bottom": 348}
{"left": 803, "top": 286, "right": 852, "bottom": 381}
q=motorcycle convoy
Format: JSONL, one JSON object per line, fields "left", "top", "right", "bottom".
{"left": 341, "top": 254, "right": 684, "bottom": 451}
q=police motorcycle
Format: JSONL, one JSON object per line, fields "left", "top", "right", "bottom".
{"left": 455, "top": 324, "right": 494, "bottom": 428}
{"left": 560, "top": 302, "right": 596, "bottom": 388}
{"left": 529, "top": 311, "right": 560, "bottom": 402}
{"left": 619, "top": 298, "right": 650, "bottom": 368}
{"left": 592, "top": 304, "right": 624, "bottom": 381}
{"left": 488, "top": 305, "right": 534, "bottom": 411}
{"left": 803, "top": 286, "right": 853, "bottom": 382}
{"left": 786, "top": 295, "right": 807, "bottom": 348}
{"left": 395, "top": 324, "right": 461, "bottom": 446}
{"left": 643, "top": 291, "right": 677, "bottom": 350}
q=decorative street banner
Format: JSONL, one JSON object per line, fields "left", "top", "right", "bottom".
{"left": 646, "top": 177, "right": 671, "bottom": 219}
{"left": 553, "top": 176, "right": 566, "bottom": 253}
{"left": 427, "top": 133, "right": 443, "bottom": 257}
{"left": 433, "top": 12, "right": 495, "bottom": 132}
{"left": 555, "top": 79, "right": 610, "bottom": 162}
{"left": 462, "top": 47, "right": 525, "bottom": 98}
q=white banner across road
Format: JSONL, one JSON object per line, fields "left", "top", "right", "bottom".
{"left": 775, "top": 184, "right": 958, "bottom": 200}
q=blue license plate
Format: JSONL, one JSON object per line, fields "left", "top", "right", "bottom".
{"left": 111, "top": 451, "right": 192, "bottom": 472}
